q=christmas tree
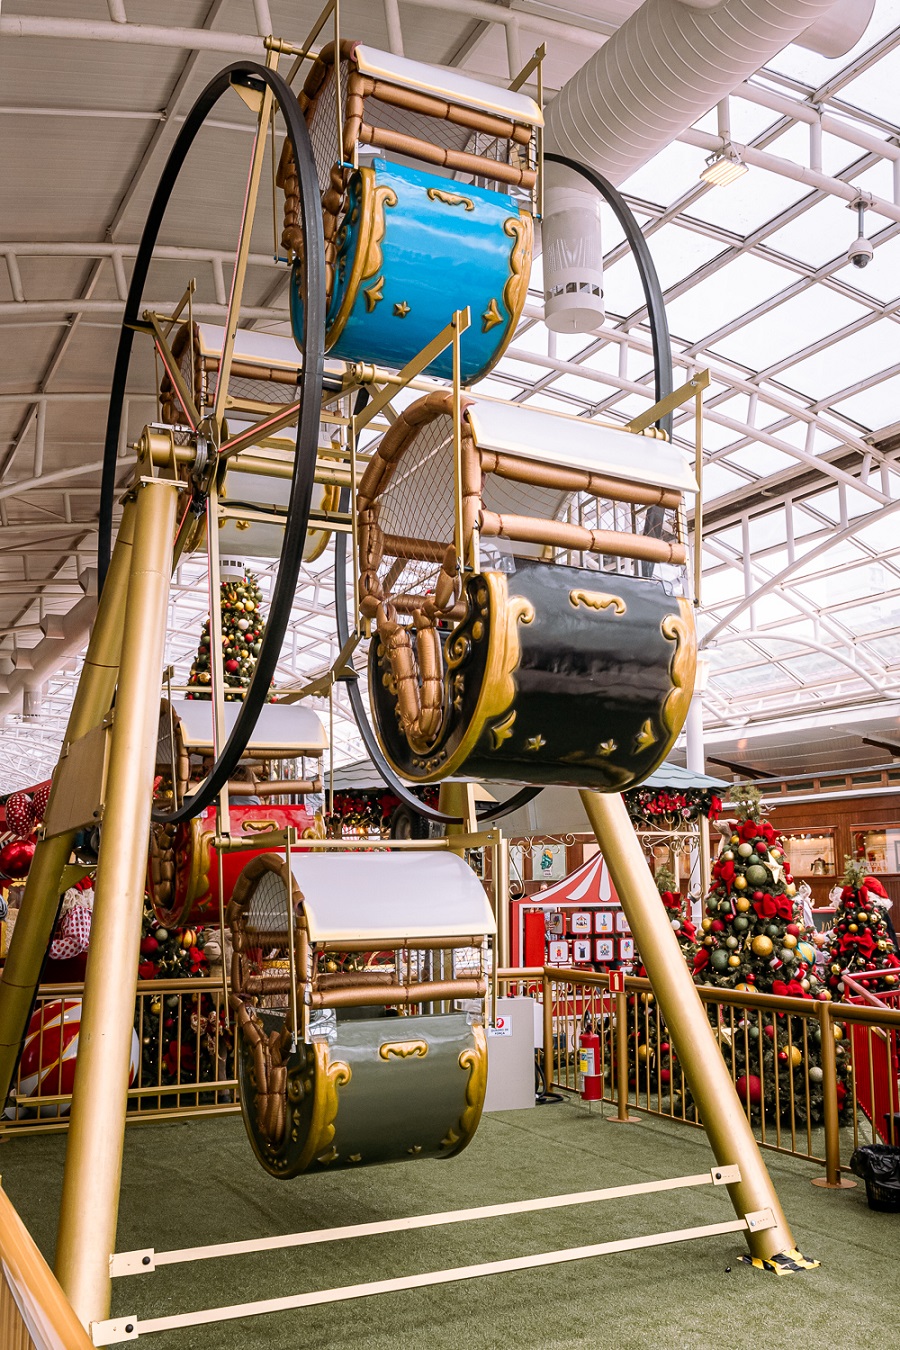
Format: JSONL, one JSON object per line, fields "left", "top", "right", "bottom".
{"left": 134, "top": 901, "right": 234, "bottom": 1093}
{"left": 689, "top": 786, "right": 853, "bottom": 1127}
{"left": 694, "top": 784, "right": 821, "bottom": 997}
{"left": 186, "top": 570, "right": 268, "bottom": 701}
{"left": 824, "top": 858, "right": 900, "bottom": 998}
{"left": 627, "top": 867, "right": 697, "bottom": 1103}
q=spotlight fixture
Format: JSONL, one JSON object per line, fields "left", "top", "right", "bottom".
{"left": 700, "top": 144, "right": 748, "bottom": 188}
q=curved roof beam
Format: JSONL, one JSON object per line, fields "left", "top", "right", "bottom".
{"left": 702, "top": 493, "right": 900, "bottom": 646}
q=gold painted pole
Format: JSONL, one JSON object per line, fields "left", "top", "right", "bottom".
{"left": 579, "top": 789, "right": 797, "bottom": 1261}
{"left": 55, "top": 479, "right": 180, "bottom": 1327}
{"left": 811, "top": 1001, "right": 855, "bottom": 1189}
{"left": 542, "top": 972, "right": 555, "bottom": 1090}
{"left": 0, "top": 499, "right": 137, "bottom": 1106}
{"left": 609, "top": 988, "right": 638, "bottom": 1124}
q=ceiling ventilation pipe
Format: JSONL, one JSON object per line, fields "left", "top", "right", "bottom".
{"left": 542, "top": 0, "right": 875, "bottom": 333}
{"left": 0, "top": 591, "right": 97, "bottom": 721}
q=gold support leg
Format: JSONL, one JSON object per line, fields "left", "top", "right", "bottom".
{"left": 579, "top": 790, "right": 797, "bottom": 1262}
{"left": 55, "top": 479, "right": 179, "bottom": 1327}
{"left": 0, "top": 499, "right": 137, "bottom": 1106}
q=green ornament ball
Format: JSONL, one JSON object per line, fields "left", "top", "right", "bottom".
{"left": 744, "top": 864, "right": 769, "bottom": 886}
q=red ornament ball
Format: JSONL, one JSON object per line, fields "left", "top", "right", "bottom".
{"left": 32, "top": 783, "right": 51, "bottom": 820}
{"left": 735, "top": 1074, "right": 763, "bottom": 1105}
{"left": 5, "top": 792, "right": 35, "bottom": 838}
{"left": 756, "top": 842, "right": 767, "bottom": 853}
{"left": 225, "top": 658, "right": 240, "bottom": 674}
{"left": 0, "top": 838, "right": 35, "bottom": 879}
{"left": 753, "top": 892, "right": 764, "bottom": 902}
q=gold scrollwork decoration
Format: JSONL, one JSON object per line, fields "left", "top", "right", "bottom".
{"left": 446, "top": 1024, "right": 488, "bottom": 1153}
{"left": 325, "top": 171, "right": 397, "bottom": 348}
{"left": 364, "top": 275, "right": 385, "bottom": 312}
{"left": 569, "top": 589, "right": 627, "bottom": 616}
{"left": 482, "top": 298, "right": 502, "bottom": 332}
{"left": 379, "top": 1040, "right": 428, "bottom": 1061}
{"left": 490, "top": 710, "right": 516, "bottom": 750}
{"left": 294, "top": 1045, "right": 352, "bottom": 1173}
{"left": 501, "top": 214, "right": 532, "bottom": 339}
{"left": 634, "top": 719, "right": 658, "bottom": 754}
{"left": 427, "top": 187, "right": 475, "bottom": 211}
{"left": 660, "top": 600, "right": 697, "bottom": 738}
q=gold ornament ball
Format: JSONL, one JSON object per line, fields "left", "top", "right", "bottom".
{"left": 833, "top": 1024, "right": 843, "bottom": 1042}
{"left": 734, "top": 876, "right": 747, "bottom": 891}
{"left": 830, "top": 963, "right": 841, "bottom": 975}
{"left": 786, "top": 882, "right": 797, "bottom": 897}
{"left": 751, "top": 935, "right": 774, "bottom": 957}
{"left": 731, "top": 834, "right": 740, "bottom": 845}
{"left": 637, "top": 1045, "right": 649, "bottom": 1061}
{"left": 848, "top": 923, "right": 858, "bottom": 933}
{"left": 782, "top": 934, "right": 797, "bottom": 949}
{"left": 858, "top": 912, "right": 869, "bottom": 923}
{"left": 701, "top": 918, "right": 712, "bottom": 932}
{"left": 788, "top": 1046, "right": 802, "bottom": 1067}
{"left": 727, "top": 955, "right": 741, "bottom": 968}
{"left": 735, "top": 896, "right": 751, "bottom": 913}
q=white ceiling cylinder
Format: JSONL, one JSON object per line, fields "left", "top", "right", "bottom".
{"left": 541, "top": 0, "right": 873, "bottom": 332}
{"left": 543, "top": 188, "right": 606, "bottom": 332}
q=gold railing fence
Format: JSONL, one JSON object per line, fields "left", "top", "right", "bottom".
{"left": 0, "top": 978, "right": 237, "bottom": 1136}
{"left": 6, "top": 970, "right": 898, "bottom": 1188}
{"left": 499, "top": 968, "right": 900, "bottom": 1184}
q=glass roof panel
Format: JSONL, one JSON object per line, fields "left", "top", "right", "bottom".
{"left": 687, "top": 165, "right": 812, "bottom": 235}
{"left": 664, "top": 254, "right": 789, "bottom": 340}
{"left": 778, "top": 320, "right": 899, "bottom": 400}
{"left": 711, "top": 287, "right": 870, "bottom": 369}
{"left": 830, "top": 373, "right": 900, "bottom": 428}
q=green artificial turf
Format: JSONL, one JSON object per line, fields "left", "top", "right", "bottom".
{"left": 0, "top": 1100, "right": 894, "bottom": 1350}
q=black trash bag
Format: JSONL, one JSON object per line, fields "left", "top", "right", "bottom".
{"left": 850, "top": 1145, "right": 900, "bottom": 1212}
{"left": 850, "top": 1145, "right": 900, "bottom": 1185}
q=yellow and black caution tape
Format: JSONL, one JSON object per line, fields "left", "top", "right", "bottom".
{"left": 740, "top": 1248, "right": 820, "bottom": 1275}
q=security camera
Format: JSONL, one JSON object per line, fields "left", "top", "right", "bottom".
{"left": 848, "top": 236, "right": 874, "bottom": 269}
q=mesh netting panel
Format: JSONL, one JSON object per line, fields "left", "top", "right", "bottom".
{"left": 375, "top": 415, "right": 456, "bottom": 613}
{"left": 246, "top": 870, "right": 293, "bottom": 938}
{"left": 227, "top": 374, "right": 296, "bottom": 406}
{"left": 553, "top": 494, "right": 686, "bottom": 589}
{"left": 363, "top": 96, "right": 527, "bottom": 184}
{"left": 307, "top": 62, "right": 348, "bottom": 196}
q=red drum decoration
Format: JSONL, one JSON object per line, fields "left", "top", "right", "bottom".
{"left": 0, "top": 838, "right": 36, "bottom": 880}
{"left": 17, "top": 999, "right": 139, "bottom": 1113}
{"left": 148, "top": 802, "right": 316, "bottom": 929}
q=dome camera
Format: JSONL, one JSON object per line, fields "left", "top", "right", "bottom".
{"left": 848, "top": 236, "right": 874, "bottom": 268}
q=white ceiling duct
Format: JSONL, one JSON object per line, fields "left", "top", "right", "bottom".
{"left": 542, "top": 0, "right": 875, "bottom": 332}
{"left": 0, "top": 593, "right": 96, "bottom": 722}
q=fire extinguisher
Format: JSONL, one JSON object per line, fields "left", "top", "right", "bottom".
{"left": 578, "top": 1024, "right": 602, "bottom": 1102}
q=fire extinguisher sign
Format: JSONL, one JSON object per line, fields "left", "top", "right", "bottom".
{"left": 488, "top": 1014, "right": 513, "bottom": 1037}
{"left": 609, "top": 969, "right": 626, "bottom": 993}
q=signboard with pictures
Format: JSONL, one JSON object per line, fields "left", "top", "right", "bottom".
{"left": 548, "top": 939, "right": 570, "bottom": 964}
{"left": 594, "top": 910, "right": 614, "bottom": 934}
{"left": 615, "top": 912, "right": 631, "bottom": 934}
{"left": 573, "top": 938, "right": 592, "bottom": 963}
{"left": 618, "top": 938, "right": 635, "bottom": 960}
{"left": 595, "top": 938, "right": 615, "bottom": 963}
{"left": 531, "top": 843, "right": 566, "bottom": 883}
{"left": 571, "top": 911, "right": 592, "bottom": 933}
{"left": 546, "top": 911, "right": 565, "bottom": 936}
